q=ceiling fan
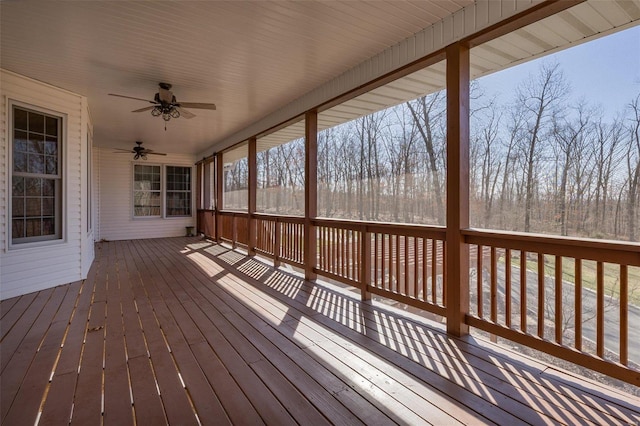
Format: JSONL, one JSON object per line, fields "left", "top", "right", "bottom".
{"left": 113, "top": 141, "right": 167, "bottom": 160}
{"left": 109, "top": 82, "right": 216, "bottom": 129}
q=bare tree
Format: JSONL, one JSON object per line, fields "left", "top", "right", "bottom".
{"left": 516, "top": 62, "right": 568, "bottom": 232}
{"left": 626, "top": 94, "right": 640, "bottom": 241}
{"left": 407, "top": 92, "right": 446, "bottom": 225}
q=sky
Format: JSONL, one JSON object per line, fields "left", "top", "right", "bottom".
{"left": 475, "top": 25, "right": 640, "bottom": 121}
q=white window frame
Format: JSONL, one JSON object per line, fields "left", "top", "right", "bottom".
{"left": 8, "top": 100, "right": 66, "bottom": 248}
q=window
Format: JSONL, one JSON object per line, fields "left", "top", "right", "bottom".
{"left": 166, "top": 166, "right": 191, "bottom": 216}
{"left": 133, "top": 164, "right": 192, "bottom": 218}
{"left": 133, "top": 164, "right": 161, "bottom": 217}
{"left": 11, "top": 105, "right": 62, "bottom": 244}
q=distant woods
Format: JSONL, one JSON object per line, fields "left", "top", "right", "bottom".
{"left": 223, "top": 61, "right": 640, "bottom": 242}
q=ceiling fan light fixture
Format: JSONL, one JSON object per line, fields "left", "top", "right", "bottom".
{"left": 109, "top": 83, "right": 216, "bottom": 130}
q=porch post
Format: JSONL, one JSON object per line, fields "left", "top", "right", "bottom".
{"left": 304, "top": 110, "right": 318, "bottom": 281}
{"left": 215, "top": 151, "right": 224, "bottom": 243}
{"left": 446, "top": 41, "right": 470, "bottom": 337}
{"left": 195, "top": 161, "right": 203, "bottom": 234}
{"left": 248, "top": 137, "right": 257, "bottom": 255}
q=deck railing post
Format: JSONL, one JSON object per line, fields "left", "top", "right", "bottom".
{"left": 215, "top": 152, "right": 223, "bottom": 243}
{"left": 305, "top": 110, "right": 318, "bottom": 281}
{"left": 248, "top": 137, "right": 257, "bottom": 255}
{"left": 196, "top": 161, "right": 203, "bottom": 233}
{"left": 445, "top": 41, "right": 470, "bottom": 337}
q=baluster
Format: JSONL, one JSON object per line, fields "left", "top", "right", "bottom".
{"left": 597, "top": 261, "right": 604, "bottom": 357}
{"left": 520, "top": 251, "right": 527, "bottom": 333}
{"left": 555, "top": 256, "right": 563, "bottom": 344}
{"left": 431, "top": 239, "right": 437, "bottom": 304}
{"left": 477, "top": 245, "right": 483, "bottom": 318}
{"left": 491, "top": 247, "right": 497, "bottom": 323}
{"left": 422, "top": 237, "right": 427, "bottom": 302}
{"left": 414, "top": 237, "right": 419, "bottom": 299}
{"left": 537, "top": 253, "right": 545, "bottom": 338}
{"left": 505, "top": 248, "right": 512, "bottom": 328}
{"left": 403, "top": 235, "right": 409, "bottom": 296}
{"left": 575, "top": 258, "right": 582, "bottom": 351}
{"left": 621, "top": 264, "right": 628, "bottom": 365}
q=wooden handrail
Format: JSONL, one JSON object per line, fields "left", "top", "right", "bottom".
{"left": 313, "top": 217, "right": 446, "bottom": 239}
{"left": 463, "top": 228, "right": 640, "bottom": 266}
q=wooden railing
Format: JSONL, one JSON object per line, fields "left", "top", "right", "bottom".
{"left": 196, "top": 209, "right": 215, "bottom": 238}
{"left": 463, "top": 229, "right": 640, "bottom": 384}
{"left": 255, "top": 214, "right": 305, "bottom": 267}
{"left": 218, "top": 211, "right": 249, "bottom": 247}
{"left": 313, "top": 219, "right": 447, "bottom": 317}
{"left": 197, "top": 209, "right": 639, "bottom": 385}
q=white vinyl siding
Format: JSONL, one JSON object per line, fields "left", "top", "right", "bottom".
{"left": 96, "top": 148, "right": 195, "bottom": 241}
{"left": 1, "top": 69, "right": 92, "bottom": 300}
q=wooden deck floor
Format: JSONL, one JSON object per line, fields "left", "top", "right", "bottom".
{"left": 2, "top": 237, "right": 639, "bottom": 426}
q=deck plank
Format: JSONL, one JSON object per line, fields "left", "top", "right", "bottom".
{"left": 2, "top": 282, "right": 78, "bottom": 426}
{"left": 128, "top": 239, "right": 256, "bottom": 425}
{"left": 121, "top": 240, "right": 201, "bottom": 425}
{"left": 178, "top": 240, "right": 624, "bottom": 422}
{"left": 39, "top": 269, "right": 99, "bottom": 425}
{"left": 149, "top": 240, "right": 386, "bottom": 426}
{"left": 0, "top": 288, "right": 53, "bottom": 372}
{"left": 0, "top": 296, "right": 20, "bottom": 321}
{"left": 2, "top": 237, "right": 638, "bottom": 426}
{"left": 103, "top": 242, "right": 135, "bottom": 426}
{"left": 71, "top": 272, "right": 107, "bottom": 425}
{"left": 0, "top": 286, "right": 65, "bottom": 422}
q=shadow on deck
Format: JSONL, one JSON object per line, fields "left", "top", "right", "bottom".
{"left": 1, "top": 237, "right": 638, "bottom": 425}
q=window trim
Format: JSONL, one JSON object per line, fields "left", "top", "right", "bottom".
{"left": 8, "top": 100, "right": 66, "bottom": 249}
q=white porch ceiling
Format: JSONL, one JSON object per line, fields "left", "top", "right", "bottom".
{"left": 0, "top": 0, "right": 472, "bottom": 155}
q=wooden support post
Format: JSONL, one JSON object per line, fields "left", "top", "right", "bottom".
{"left": 305, "top": 111, "right": 318, "bottom": 281}
{"left": 445, "top": 41, "right": 470, "bottom": 337}
{"left": 196, "top": 162, "right": 203, "bottom": 233}
{"left": 248, "top": 137, "right": 257, "bottom": 255}
{"left": 215, "top": 152, "right": 223, "bottom": 243}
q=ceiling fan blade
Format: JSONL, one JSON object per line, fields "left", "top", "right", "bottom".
{"left": 131, "top": 106, "right": 156, "bottom": 113}
{"left": 112, "top": 148, "right": 135, "bottom": 153}
{"left": 113, "top": 151, "right": 135, "bottom": 154}
{"left": 108, "top": 93, "right": 155, "bottom": 103}
{"left": 176, "top": 107, "right": 196, "bottom": 119}
{"left": 178, "top": 102, "right": 216, "bottom": 110}
{"left": 146, "top": 152, "right": 167, "bottom": 156}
